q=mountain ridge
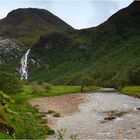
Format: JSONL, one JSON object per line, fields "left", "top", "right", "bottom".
{"left": 0, "top": 8, "right": 73, "bottom": 47}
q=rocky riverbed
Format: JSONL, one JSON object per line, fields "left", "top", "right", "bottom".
{"left": 30, "top": 91, "right": 140, "bottom": 139}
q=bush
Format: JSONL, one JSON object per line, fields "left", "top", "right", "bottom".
{"left": 0, "top": 91, "right": 15, "bottom": 105}
{"left": 10, "top": 114, "right": 54, "bottom": 139}
{"left": 110, "top": 71, "right": 130, "bottom": 89}
{"left": 32, "top": 82, "right": 51, "bottom": 94}
{"left": 47, "top": 110, "right": 55, "bottom": 114}
{"left": 44, "top": 83, "right": 51, "bottom": 91}
{"left": 53, "top": 112, "right": 60, "bottom": 117}
{"left": 79, "top": 75, "right": 96, "bottom": 92}
{"left": 37, "top": 80, "right": 44, "bottom": 85}
{"left": 32, "top": 84, "right": 46, "bottom": 94}
{"left": 0, "top": 132, "right": 13, "bottom": 139}
{"left": 0, "top": 91, "right": 15, "bottom": 138}
{"left": 0, "top": 72, "right": 23, "bottom": 94}
{"left": 0, "top": 91, "right": 15, "bottom": 123}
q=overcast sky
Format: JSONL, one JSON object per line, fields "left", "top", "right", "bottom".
{"left": 0, "top": 0, "right": 133, "bottom": 29}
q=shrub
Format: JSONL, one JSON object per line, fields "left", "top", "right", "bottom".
{"left": 55, "top": 129, "right": 66, "bottom": 140}
{"left": 10, "top": 114, "right": 54, "bottom": 139}
{"left": 47, "top": 110, "right": 55, "bottom": 114}
{"left": 110, "top": 71, "right": 130, "bottom": 89}
{"left": 0, "top": 91, "right": 15, "bottom": 123}
{"left": 0, "top": 91, "right": 15, "bottom": 105}
{"left": 0, "top": 132, "right": 13, "bottom": 139}
{"left": 53, "top": 112, "right": 60, "bottom": 117}
{"left": 0, "top": 91, "right": 15, "bottom": 137}
{"left": 32, "top": 82, "right": 51, "bottom": 94}
{"left": 0, "top": 72, "right": 23, "bottom": 94}
{"left": 37, "top": 80, "right": 44, "bottom": 85}
{"left": 79, "top": 75, "right": 96, "bottom": 92}
{"left": 32, "top": 84, "right": 46, "bottom": 94}
{"left": 40, "top": 119, "right": 48, "bottom": 124}
{"left": 44, "top": 83, "right": 51, "bottom": 91}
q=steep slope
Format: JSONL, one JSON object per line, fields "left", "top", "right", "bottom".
{"left": 0, "top": 37, "right": 23, "bottom": 74}
{"left": 0, "top": 8, "right": 73, "bottom": 47}
{"left": 29, "top": 1, "right": 140, "bottom": 87}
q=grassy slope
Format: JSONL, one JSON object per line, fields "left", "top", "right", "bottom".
{"left": 28, "top": 2, "right": 140, "bottom": 87}
{"left": 2, "top": 85, "right": 98, "bottom": 139}
{"left": 0, "top": 133, "right": 13, "bottom": 139}
{"left": 29, "top": 34, "right": 140, "bottom": 87}
{"left": 121, "top": 86, "right": 140, "bottom": 98}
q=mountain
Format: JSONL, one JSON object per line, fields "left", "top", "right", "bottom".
{"left": 0, "top": 8, "right": 73, "bottom": 47}
{"left": 29, "top": 1, "right": 140, "bottom": 87}
{"left": 0, "top": 8, "right": 73, "bottom": 74}
{"left": 0, "top": 1, "right": 140, "bottom": 87}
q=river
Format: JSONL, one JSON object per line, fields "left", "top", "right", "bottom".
{"left": 30, "top": 91, "right": 140, "bottom": 139}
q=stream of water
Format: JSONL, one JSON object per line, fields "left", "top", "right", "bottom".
{"left": 19, "top": 49, "right": 30, "bottom": 80}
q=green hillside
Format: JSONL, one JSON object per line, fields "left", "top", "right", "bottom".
{"left": 0, "top": 1, "right": 140, "bottom": 88}
{"left": 29, "top": 1, "right": 140, "bottom": 87}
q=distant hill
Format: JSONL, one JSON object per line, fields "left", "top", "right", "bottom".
{"left": 0, "top": 8, "right": 73, "bottom": 47}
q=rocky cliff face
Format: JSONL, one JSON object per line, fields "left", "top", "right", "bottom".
{"left": 0, "top": 37, "right": 23, "bottom": 63}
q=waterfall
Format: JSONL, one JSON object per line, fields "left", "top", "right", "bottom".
{"left": 20, "top": 49, "right": 30, "bottom": 80}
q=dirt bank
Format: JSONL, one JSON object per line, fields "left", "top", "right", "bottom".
{"left": 29, "top": 93, "right": 86, "bottom": 124}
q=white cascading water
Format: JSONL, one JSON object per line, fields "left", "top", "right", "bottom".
{"left": 20, "top": 49, "right": 30, "bottom": 80}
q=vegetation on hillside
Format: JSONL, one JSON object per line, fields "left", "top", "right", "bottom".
{"left": 0, "top": 2, "right": 139, "bottom": 89}
{"left": 26, "top": 2, "right": 139, "bottom": 88}
{"left": 29, "top": 33, "right": 140, "bottom": 88}
{"left": 0, "top": 8, "right": 73, "bottom": 47}
{"left": 0, "top": 71, "right": 23, "bottom": 94}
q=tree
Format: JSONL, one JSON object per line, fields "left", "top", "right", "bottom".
{"left": 0, "top": 72, "right": 23, "bottom": 94}
{"left": 79, "top": 75, "right": 95, "bottom": 92}
{"left": 110, "top": 71, "right": 130, "bottom": 89}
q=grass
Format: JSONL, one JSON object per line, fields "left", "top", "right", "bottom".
{"left": 10, "top": 85, "right": 98, "bottom": 112}
{"left": 27, "top": 85, "right": 98, "bottom": 97}
{"left": 7, "top": 114, "right": 54, "bottom": 139}
{"left": 0, "top": 133, "right": 13, "bottom": 139}
{"left": 3, "top": 85, "right": 98, "bottom": 139}
{"left": 47, "top": 85, "right": 81, "bottom": 96}
{"left": 45, "top": 85, "right": 98, "bottom": 96}
{"left": 121, "top": 86, "right": 140, "bottom": 98}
